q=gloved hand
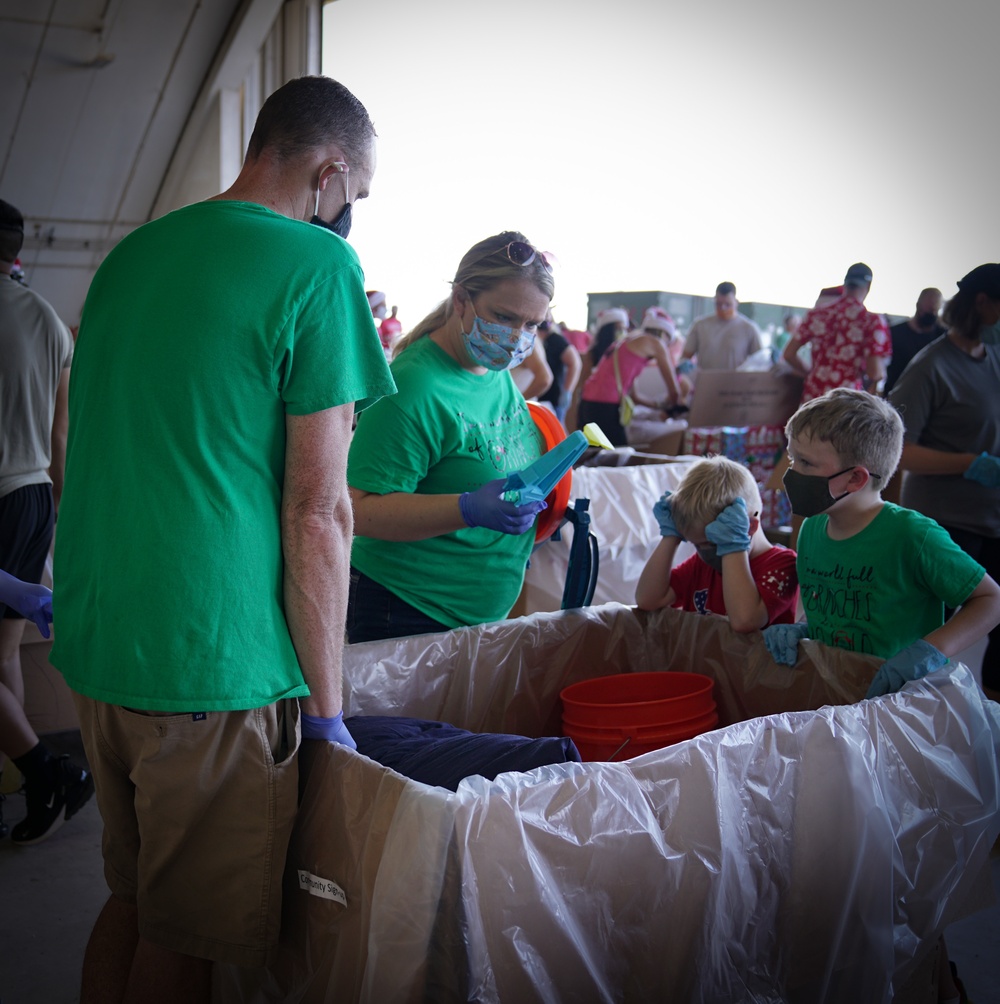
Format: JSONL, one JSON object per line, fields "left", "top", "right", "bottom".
{"left": 964, "top": 452, "right": 1000, "bottom": 488}
{"left": 676, "top": 359, "right": 695, "bottom": 376}
{"left": 763, "top": 622, "right": 810, "bottom": 666}
{"left": 0, "top": 570, "right": 53, "bottom": 638}
{"left": 301, "top": 710, "right": 357, "bottom": 749}
{"left": 864, "top": 639, "right": 948, "bottom": 699}
{"left": 705, "top": 498, "right": 752, "bottom": 555}
{"left": 652, "top": 491, "right": 683, "bottom": 539}
{"left": 459, "top": 478, "right": 547, "bottom": 535}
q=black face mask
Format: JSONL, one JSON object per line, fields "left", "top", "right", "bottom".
{"left": 916, "top": 311, "right": 938, "bottom": 329}
{"left": 695, "top": 543, "right": 724, "bottom": 573}
{"left": 310, "top": 202, "right": 352, "bottom": 239}
{"left": 309, "top": 167, "right": 353, "bottom": 239}
{"left": 782, "top": 466, "right": 855, "bottom": 517}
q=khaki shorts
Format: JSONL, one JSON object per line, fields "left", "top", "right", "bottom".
{"left": 72, "top": 693, "right": 300, "bottom": 968}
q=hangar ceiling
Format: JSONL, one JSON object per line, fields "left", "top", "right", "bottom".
{"left": 1, "top": 0, "right": 325, "bottom": 321}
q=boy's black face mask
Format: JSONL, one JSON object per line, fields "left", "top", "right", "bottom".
{"left": 695, "top": 543, "right": 724, "bottom": 573}
{"left": 781, "top": 466, "right": 855, "bottom": 517}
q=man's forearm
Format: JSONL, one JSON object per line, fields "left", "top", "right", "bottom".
{"left": 283, "top": 498, "right": 353, "bottom": 718}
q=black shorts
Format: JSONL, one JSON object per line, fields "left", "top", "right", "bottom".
{"left": 0, "top": 483, "right": 55, "bottom": 620}
{"left": 577, "top": 399, "right": 627, "bottom": 447}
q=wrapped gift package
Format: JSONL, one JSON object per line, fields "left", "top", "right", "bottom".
{"left": 217, "top": 604, "right": 1000, "bottom": 1004}
{"left": 682, "top": 423, "right": 791, "bottom": 530}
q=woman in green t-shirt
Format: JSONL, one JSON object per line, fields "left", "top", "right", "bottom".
{"left": 346, "top": 231, "right": 555, "bottom": 642}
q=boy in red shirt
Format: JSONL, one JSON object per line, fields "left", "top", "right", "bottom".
{"left": 636, "top": 456, "right": 798, "bottom": 631}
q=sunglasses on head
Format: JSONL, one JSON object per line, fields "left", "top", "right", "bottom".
{"left": 489, "top": 240, "right": 554, "bottom": 273}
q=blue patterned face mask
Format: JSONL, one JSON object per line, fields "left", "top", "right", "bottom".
{"left": 462, "top": 314, "right": 536, "bottom": 371}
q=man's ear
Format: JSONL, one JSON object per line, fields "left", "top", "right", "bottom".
{"left": 316, "top": 160, "right": 349, "bottom": 191}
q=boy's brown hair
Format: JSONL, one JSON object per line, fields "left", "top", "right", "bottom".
{"left": 785, "top": 388, "right": 903, "bottom": 481}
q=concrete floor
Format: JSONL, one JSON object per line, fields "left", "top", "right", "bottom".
{"left": 2, "top": 644, "right": 999, "bottom": 1004}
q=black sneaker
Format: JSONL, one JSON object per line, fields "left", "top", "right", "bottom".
{"left": 10, "top": 755, "right": 95, "bottom": 846}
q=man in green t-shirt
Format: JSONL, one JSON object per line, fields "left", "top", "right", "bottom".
{"left": 51, "top": 76, "right": 395, "bottom": 999}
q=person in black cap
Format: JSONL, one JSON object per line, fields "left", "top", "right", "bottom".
{"left": 0, "top": 198, "right": 90, "bottom": 844}
{"left": 781, "top": 261, "right": 890, "bottom": 403}
{"left": 889, "top": 262, "right": 1000, "bottom": 702}
{"left": 888, "top": 266, "right": 998, "bottom": 1004}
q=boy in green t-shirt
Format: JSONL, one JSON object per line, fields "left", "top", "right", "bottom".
{"left": 763, "top": 387, "right": 1000, "bottom": 698}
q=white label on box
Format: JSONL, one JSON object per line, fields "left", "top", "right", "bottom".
{"left": 297, "top": 869, "right": 347, "bottom": 906}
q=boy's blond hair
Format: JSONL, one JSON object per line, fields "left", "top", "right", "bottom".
{"left": 785, "top": 388, "right": 903, "bottom": 481}
{"left": 670, "top": 455, "right": 762, "bottom": 538}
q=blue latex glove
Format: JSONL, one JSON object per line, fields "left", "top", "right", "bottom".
{"left": 864, "top": 639, "right": 948, "bottom": 699}
{"left": 964, "top": 453, "right": 1000, "bottom": 488}
{"left": 301, "top": 710, "right": 357, "bottom": 749}
{"left": 763, "top": 622, "right": 810, "bottom": 666}
{"left": 459, "top": 478, "right": 546, "bottom": 535}
{"left": 705, "top": 498, "right": 751, "bottom": 555}
{"left": 652, "top": 491, "right": 683, "bottom": 539}
{"left": 676, "top": 359, "right": 695, "bottom": 376}
{"left": 0, "top": 570, "right": 53, "bottom": 638}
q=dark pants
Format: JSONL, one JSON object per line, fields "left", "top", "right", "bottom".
{"left": 576, "top": 399, "right": 626, "bottom": 447}
{"left": 940, "top": 524, "right": 1000, "bottom": 691}
{"left": 0, "top": 484, "right": 55, "bottom": 620}
{"left": 346, "top": 568, "right": 450, "bottom": 644}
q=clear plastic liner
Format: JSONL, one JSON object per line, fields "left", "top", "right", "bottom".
{"left": 523, "top": 462, "right": 700, "bottom": 614}
{"left": 216, "top": 603, "right": 1000, "bottom": 1004}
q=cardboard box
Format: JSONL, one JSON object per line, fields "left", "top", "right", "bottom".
{"left": 578, "top": 444, "right": 690, "bottom": 467}
{"left": 687, "top": 370, "right": 803, "bottom": 429}
{"left": 216, "top": 604, "right": 997, "bottom": 1003}
{"left": 633, "top": 427, "right": 684, "bottom": 456}
{"left": 19, "top": 630, "right": 79, "bottom": 735}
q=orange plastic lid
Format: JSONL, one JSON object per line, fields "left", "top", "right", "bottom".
{"left": 526, "top": 401, "right": 573, "bottom": 544}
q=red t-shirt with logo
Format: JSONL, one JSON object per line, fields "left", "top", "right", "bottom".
{"left": 668, "top": 545, "right": 799, "bottom": 624}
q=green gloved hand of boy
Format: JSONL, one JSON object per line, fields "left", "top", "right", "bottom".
{"left": 652, "top": 492, "right": 682, "bottom": 539}
{"left": 705, "top": 498, "right": 751, "bottom": 555}
{"left": 762, "top": 622, "right": 810, "bottom": 666}
{"left": 864, "top": 639, "right": 948, "bottom": 699}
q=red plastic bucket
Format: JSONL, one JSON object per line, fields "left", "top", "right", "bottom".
{"left": 560, "top": 672, "right": 718, "bottom": 761}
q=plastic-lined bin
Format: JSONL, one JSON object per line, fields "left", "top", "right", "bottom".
{"left": 561, "top": 671, "right": 718, "bottom": 759}
{"left": 218, "top": 604, "right": 1000, "bottom": 1004}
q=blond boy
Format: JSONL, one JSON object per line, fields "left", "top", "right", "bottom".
{"left": 636, "top": 456, "right": 798, "bottom": 631}
{"left": 765, "top": 387, "right": 1000, "bottom": 697}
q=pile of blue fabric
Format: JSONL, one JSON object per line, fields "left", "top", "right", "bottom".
{"left": 346, "top": 715, "right": 581, "bottom": 792}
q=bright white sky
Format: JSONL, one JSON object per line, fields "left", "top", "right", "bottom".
{"left": 323, "top": 0, "right": 998, "bottom": 332}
